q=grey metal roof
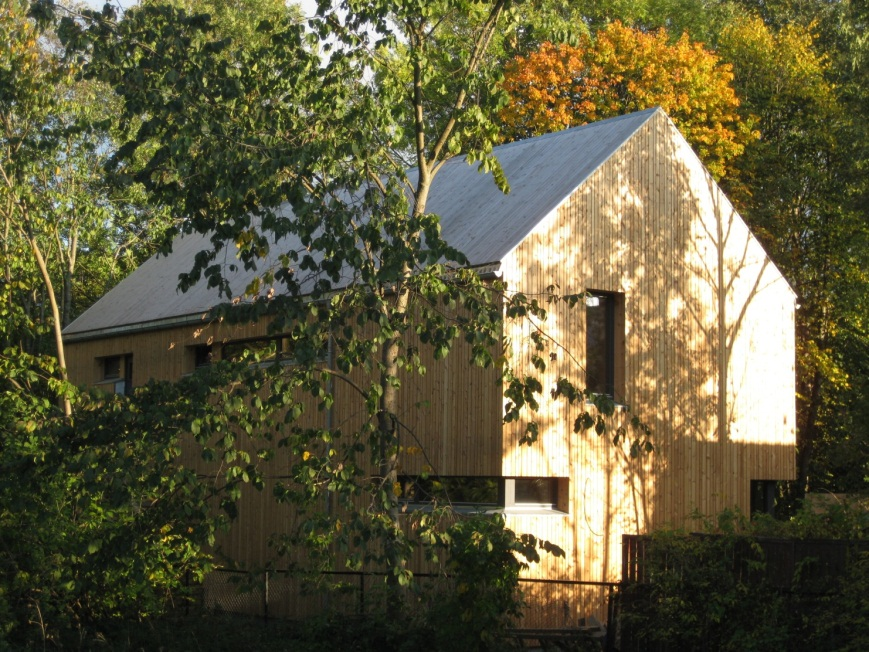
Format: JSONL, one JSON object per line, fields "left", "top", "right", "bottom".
{"left": 63, "top": 108, "right": 658, "bottom": 338}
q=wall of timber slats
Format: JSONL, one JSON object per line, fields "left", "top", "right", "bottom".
{"left": 64, "top": 309, "right": 506, "bottom": 597}
{"left": 63, "top": 110, "right": 796, "bottom": 628}
{"left": 64, "top": 314, "right": 504, "bottom": 479}
{"left": 499, "top": 111, "right": 796, "bottom": 626}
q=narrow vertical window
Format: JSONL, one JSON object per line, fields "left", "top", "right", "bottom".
{"left": 750, "top": 480, "right": 777, "bottom": 517}
{"left": 586, "top": 291, "right": 625, "bottom": 399}
{"left": 123, "top": 354, "right": 133, "bottom": 395}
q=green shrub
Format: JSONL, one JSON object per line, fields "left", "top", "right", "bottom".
{"left": 799, "top": 549, "right": 869, "bottom": 652}
{"left": 426, "top": 513, "right": 539, "bottom": 651}
{"left": 621, "top": 503, "right": 869, "bottom": 651}
{"left": 621, "top": 529, "right": 790, "bottom": 651}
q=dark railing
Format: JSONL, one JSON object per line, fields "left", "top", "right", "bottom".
{"left": 622, "top": 533, "right": 869, "bottom": 592}
{"left": 619, "top": 534, "right": 869, "bottom": 651}
{"left": 196, "top": 569, "right": 620, "bottom": 650}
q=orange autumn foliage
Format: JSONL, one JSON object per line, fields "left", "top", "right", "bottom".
{"left": 500, "top": 22, "right": 754, "bottom": 178}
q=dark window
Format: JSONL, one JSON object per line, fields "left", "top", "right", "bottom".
{"left": 513, "top": 478, "right": 558, "bottom": 505}
{"left": 102, "top": 355, "right": 121, "bottom": 380}
{"left": 399, "top": 476, "right": 499, "bottom": 507}
{"left": 221, "top": 335, "right": 326, "bottom": 366}
{"left": 123, "top": 355, "right": 133, "bottom": 395}
{"left": 504, "top": 477, "right": 563, "bottom": 510}
{"left": 222, "top": 336, "right": 289, "bottom": 363}
{"left": 193, "top": 344, "right": 213, "bottom": 368}
{"left": 750, "top": 480, "right": 777, "bottom": 517}
{"left": 586, "top": 291, "right": 625, "bottom": 399}
{"left": 99, "top": 354, "right": 132, "bottom": 395}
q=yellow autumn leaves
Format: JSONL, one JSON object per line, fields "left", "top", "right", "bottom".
{"left": 499, "top": 21, "right": 753, "bottom": 179}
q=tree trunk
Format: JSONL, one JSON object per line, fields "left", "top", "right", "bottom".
{"left": 28, "top": 235, "right": 72, "bottom": 417}
{"left": 795, "top": 368, "right": 823, "bottom": 498}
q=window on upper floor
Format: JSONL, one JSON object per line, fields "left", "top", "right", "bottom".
{"left": 221, "top": 334, "right": 326, "bottom": 366}
{"left": 102, "top": 355, "right": 121, "bottom": 380}
{"left": 586, "top": 291, "right": 625, "bottom": 400}
{"left": 192, "top": 344, "right": 213, "bottom": 369}
{"left": 98, "top": 354, "right": 132, "bottom": 395}
{"left": 222, "top": 335, "right": 291, "bottom": 364}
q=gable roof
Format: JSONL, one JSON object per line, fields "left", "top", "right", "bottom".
{"left": 63, "top": 108, "right": 659, "bottom": 340}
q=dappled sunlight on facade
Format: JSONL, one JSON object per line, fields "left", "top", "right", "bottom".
{"left": 62, "top": 109, "right": 795, "bottom": 629}
{"left": 495, "top": 111, "right": 795, "bottom": 609}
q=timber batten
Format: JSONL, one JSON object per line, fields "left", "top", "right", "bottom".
{"left": 63, "top": 108, "right": 796, "bottom": 628}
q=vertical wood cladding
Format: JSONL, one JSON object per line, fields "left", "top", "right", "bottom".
{"left": 63, "top": 110, "right": 795, "bottom": 627}
{"left": 499, "top": 111, "right": 795, "bottom": 614}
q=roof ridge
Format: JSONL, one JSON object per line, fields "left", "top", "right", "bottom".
{"left": 411, "top": 107, "right": 661, "bottom": 175}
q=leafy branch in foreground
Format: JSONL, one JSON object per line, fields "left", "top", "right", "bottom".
{"left": 48, "top": 0, "right": 652, "bottom": 616}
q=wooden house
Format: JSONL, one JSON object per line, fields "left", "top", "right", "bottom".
{"left": 63, "top": 108, "right": 796, "bottom": 627}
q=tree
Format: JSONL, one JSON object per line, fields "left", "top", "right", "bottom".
{"left": 53, "top": 0, "right": 650, "bottom": 617}
{"left": 717, "top": 12, "right": 869, "bottom": 498}
{"left": 1, "top": 0, "right": 172, "bottom": 418}
{"left": 1, "top": 0, "right": 77, "bottom": 415}
{"left": 0, "top": 2, "right": 250, "bottom": 644}
{"left": 500, "top": 21, "right": 753, "bottom": 178}
{"left": 500, "top": 0, "right": 744, "bottom": 55}
{"left": 145, "top": 0, "right": 304, "bottom": 50}
{"left": 0, "top": 363, "right": 261, "bottom": 646}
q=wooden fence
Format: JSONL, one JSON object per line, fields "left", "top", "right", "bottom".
{"left": 622, "top": 533, "right": 869, "bottom": 592}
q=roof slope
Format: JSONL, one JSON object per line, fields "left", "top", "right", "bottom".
{"left": 63, "top": 108, "right": 658, "bottom": 338}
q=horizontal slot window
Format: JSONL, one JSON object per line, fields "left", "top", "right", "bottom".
{"left": 399, "top": 476, "right": 567, "bottom": 514}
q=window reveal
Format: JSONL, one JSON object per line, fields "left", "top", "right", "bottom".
{"left": 586, "top": 291, "right": 625, "bottom": 400}
{"left": 98, "top": 354, "right": 133, "bottom": 395}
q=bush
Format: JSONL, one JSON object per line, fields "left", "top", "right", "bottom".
{"left": 621, "top": 529, "right": 790, "bottom": 651}
{"left": 425, "top": 513, "right": 537, "bottom": 651}
{"left": 621, "top": 503, "right": 869, "bottom": 652}
{"left": 801, "top": 549, "right": 869, "bottom": 652}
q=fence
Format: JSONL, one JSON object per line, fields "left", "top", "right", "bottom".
{"left": 619, "top": 534, "right": 869, "bottom": 651}
{"left": 197, "top": 568, "right": 621, "bottom": 649}
{"left": 622, "top": 533, "right": 869, "bottom": 592}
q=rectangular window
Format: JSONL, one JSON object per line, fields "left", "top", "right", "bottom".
{"left": 98, "top": 354, "right": 132, "bottom": 395}
{"left": 750, "top": 480, "right": 777, "bottom": 517}
{"left": 221, "top": 335, "right": 326, "bottom": 366}
{"left": 505, "top": 478, "right": 567, "bottom": 511}
{"left": 399, "top": 476, "right": 567, "bottom": 513}
{"left": 586, "top": 291, "right": 625, "bottom": 400}
{"left": 399, "top": 476, "right": 500, "bottom": 508}
{"left": 193, "top": 344, "right": 213, "bottom": 368}
{"left": 512, "top": 478, "right": 558, "bottom": 506}
{"left": 102, "top": 355, "right": 121, "bottom": 380}
{"left": 222, "top": 336, "right": 291, "bottom": 364}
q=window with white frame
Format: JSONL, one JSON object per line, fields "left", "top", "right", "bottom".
{"left": 398, "top": 476, "right": 567, "bottom": 513}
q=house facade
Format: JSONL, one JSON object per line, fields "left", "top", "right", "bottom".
{"left": 63, "top": 108, "right": 796, "bottom": 627}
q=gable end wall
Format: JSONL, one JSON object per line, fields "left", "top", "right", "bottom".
{"left": 498, "top": 111, "right": 796, "bottom": 604}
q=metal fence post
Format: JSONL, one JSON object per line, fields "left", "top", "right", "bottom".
{"left": 264, "top": 571, "right": 270, "bottom": 623}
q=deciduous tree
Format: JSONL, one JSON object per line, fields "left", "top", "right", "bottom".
{"left": 53, "top": 0, "right": 649, "bottom": 612}
{"left": 500, "top": 22, "right": 753, "bottom": 178}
